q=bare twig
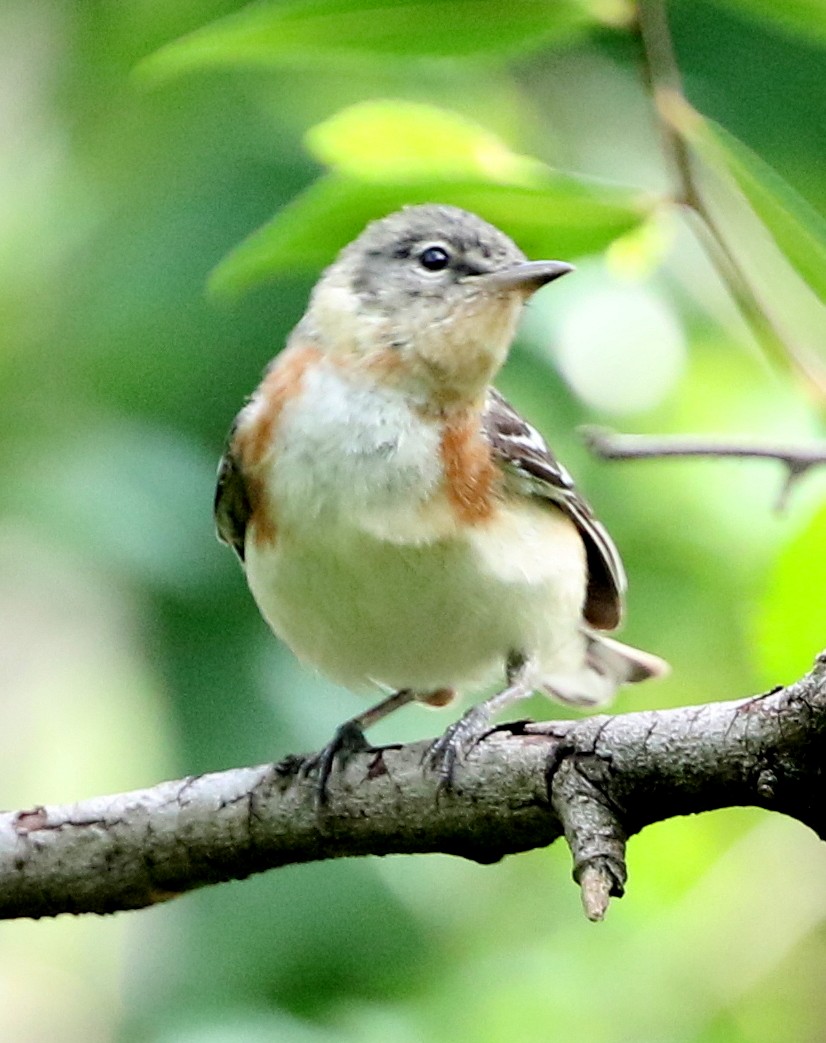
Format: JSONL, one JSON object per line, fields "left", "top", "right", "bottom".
{"left": 2, "top": 653, "right": 826, "bottom": 922}
{"left": 635, "top": 0, "right": 826, "bottom": 401}
{"left": 578, "top": 865, "right": 614, "bottom": 923}
{"left": 582, "top": 426, "right": 826, "bottom": 510}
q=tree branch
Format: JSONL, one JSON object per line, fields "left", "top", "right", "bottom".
{"left": 3, "top": 653, "right": 826, "bottom": 923}
{"left": 582, "top": 426, "right": 826, "bottom": 509}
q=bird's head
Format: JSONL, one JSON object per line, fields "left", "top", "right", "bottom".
{"left": 303, "top": 204, "right": 573, "bottom": 409}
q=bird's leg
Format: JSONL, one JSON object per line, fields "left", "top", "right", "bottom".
{"left": 303, "top": 688, "right": 415, "bottom": 804}
{"left": 427, "top": 653, "right": 533, "bottom": 789}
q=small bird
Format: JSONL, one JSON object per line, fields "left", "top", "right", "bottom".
{"left": 215, "top": 204, "right": 667, "bottom": 794}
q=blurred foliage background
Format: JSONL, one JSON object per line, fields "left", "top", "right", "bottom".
{"left": 2, "top": 0, "right": 826, "bottom": 1040}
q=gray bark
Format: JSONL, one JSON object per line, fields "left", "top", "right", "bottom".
{"left": 2, "top": 653, "right": 825, "bottom": 922}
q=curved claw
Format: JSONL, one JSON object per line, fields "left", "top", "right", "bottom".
{"left": 302, "top": 688, "right": 417, "bottom": 806}
{"left": 424, "top": 667, "right": 535, "bottom": 791}
{"left": 425, "top": 705, "right": 494, "bottom": 791}
{"left": 302, "top": 720, "right": 372, "bottom": 805}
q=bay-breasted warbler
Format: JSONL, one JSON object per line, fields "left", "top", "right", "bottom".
{"left": 215, "top": 204, "right": 667, "bottom": 794}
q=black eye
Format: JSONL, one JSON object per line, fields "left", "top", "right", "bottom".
{"left": 418, "top": 246, "right": 450, "bottom": 272}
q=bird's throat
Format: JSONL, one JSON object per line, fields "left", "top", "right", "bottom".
{"left": 409, "top": 293, "right": 522, "bottom": 409}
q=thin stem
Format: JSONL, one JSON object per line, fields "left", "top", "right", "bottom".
{"left": 635, "top": 0, "right": 826, "bottom": 401}
{"left": 582, "top": 426, "right": 826, "bottom": 510}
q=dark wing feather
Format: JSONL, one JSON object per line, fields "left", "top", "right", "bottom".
{"left": 483, "top": 388, "right": 625, "bottom": 629}
{"left": 214, "top": 421, "right": 251, "bottom": 563}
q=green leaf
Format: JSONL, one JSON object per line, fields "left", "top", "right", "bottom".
{"left": 138, "top": 0, "right": 591, "bottom": 80}
{"left": 665, "top": 95, "right": 826, "bottom": 303}
{"left": 210, "top": 100, "right": 653, "bottom": 296}
{"left": 210, "top": 175, "right": 651, "bottom": 296}
{"left": 715, "top": 0, "right": 826, "bottom": 46}
{"left": 305, "top": 101, "right": 549, "bottom": 185}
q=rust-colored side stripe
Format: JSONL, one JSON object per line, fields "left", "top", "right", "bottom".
{"left": 234, "top": 343, "right": 323, "bottom": 547}
{"left": 440, "top": 410, "right": 498, "bottom": 525}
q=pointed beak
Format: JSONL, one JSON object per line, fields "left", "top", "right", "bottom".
{"left": 482, "top": 259, "right": 574, "bottom": 292}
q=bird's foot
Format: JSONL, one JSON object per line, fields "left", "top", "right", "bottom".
{"left": 302, "top": 720, "right": 373, "bottom": 805}
{"left": 425, "top": 662, "right": 533, "bottom": 791}
{"left": 425, "top": 704, "right": 494, "bottom": 791}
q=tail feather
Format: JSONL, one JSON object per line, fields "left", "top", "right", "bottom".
{"left": 542, "top": 632, "right": 669, "bottom": 708}
{"left": 586, "top": 632, "right": 669, "bottom": 685}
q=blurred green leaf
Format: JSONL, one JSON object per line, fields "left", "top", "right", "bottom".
{"left": 211, "top": 100, "right": 653, "bottom": 295}
{"left": 210, "top": 174, "right": 652, "bottom": 295}
{"left": 715, "top": 0, "right": 826, "bottom": 46}
{"left": 138, "top": 0, "right": 591, "bottom": 80}
{"left": 665, "top": 95, "right": 826, "bottom": 303}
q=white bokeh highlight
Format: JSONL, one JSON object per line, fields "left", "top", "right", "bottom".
{"left": 525, "top": 267, "right": 687, "bottom": 415}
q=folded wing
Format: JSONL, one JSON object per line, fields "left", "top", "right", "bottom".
{"left": 482, "top": 388, "right": 625, "bottom": 630}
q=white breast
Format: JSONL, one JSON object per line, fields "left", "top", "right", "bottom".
{"left": 246, "top": 470, "right": 586, "bottom": 699}
{"left": 263, "top": 361, "right": 450, "bottom": 541}
{"left": 242, "top": 358, "right": 587, "bottom": 698}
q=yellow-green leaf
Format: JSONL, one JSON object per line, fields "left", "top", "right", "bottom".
{"left": 305, "top": 101, "right": 548, "bottom": 185}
